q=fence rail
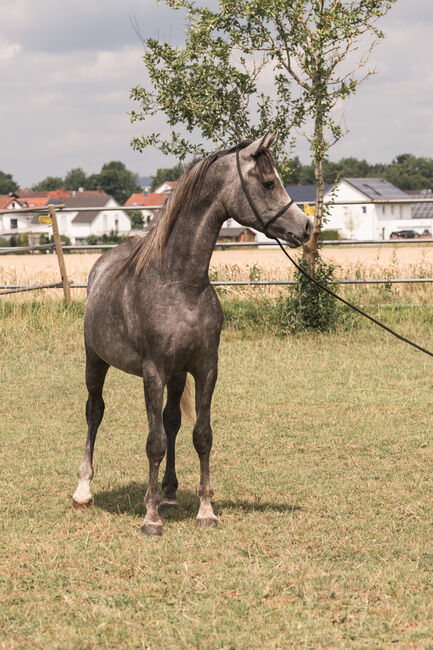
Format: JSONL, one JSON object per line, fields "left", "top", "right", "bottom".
{"left": 2, "top": 277, "right": 433, "bottom": 296}
{"left": 3, "top": 238, "right": 433, "bottom": 255}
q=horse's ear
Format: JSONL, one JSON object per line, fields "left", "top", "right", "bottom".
{"left": 243, "top": 133, "right": 276, "bottom": 157}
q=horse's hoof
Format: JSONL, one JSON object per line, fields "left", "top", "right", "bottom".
{"left": 196, "top": 517, "right": 218, "bottom": 528}
{"left": 72, "top": 498, "right": 93, "bottom": 512}
{"left": 159, "top": 499, "right": 178, "bottom": 514}
{"left": 140, "top": 522, "right": 163, "bottom": 536}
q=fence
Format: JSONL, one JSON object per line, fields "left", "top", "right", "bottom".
{"left": 2, "top": 200, "right": 433, "bottom": 301}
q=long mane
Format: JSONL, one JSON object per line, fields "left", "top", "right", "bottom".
{"left": 117, "top": 139, "right": 275, "bottom": 277}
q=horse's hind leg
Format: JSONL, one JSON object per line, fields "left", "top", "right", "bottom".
{"left": 160, "top": 372, "right": 187, "bottom": 513}
{"left": 193, "top": 363, "right": 218, "bottom": 527}
{"left": 72, "top": 349, "right": 109, "bottom": 511}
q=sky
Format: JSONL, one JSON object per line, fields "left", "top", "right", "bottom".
{"left": 1, "top": 0, "right": 432, "bottom": 188}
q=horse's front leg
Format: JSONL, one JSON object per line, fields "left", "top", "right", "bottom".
{"left": 193, "top": 363, "right": 218, "bottom": 527}
{"left": 141, "top": 361, "right": 166, "bottom": 536}
{"left": 160, "top": 372, "right": 187, "bottom": 513}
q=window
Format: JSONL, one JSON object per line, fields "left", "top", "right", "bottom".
{"left": 10, "top": 218, "right": 17, "bottom": 229}
{"left": 362, "top": 206, "right": 367, "bottom": 214}
{"left": 390, "top": 205, "right": 394, "bottom": 215}
{"left": 114, "top": 218, "right": 119, "bottom": 231}
{"left": 382, "top": 205, "right": 386, "bottom": 215}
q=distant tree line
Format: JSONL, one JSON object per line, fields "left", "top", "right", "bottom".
{"left": 285, "top": 154, "right": 433, "bottom": 191}
{"left": 151, "top": 154, "right": 433, "bottom": 193}
{"left": 1, "top": 153, "right": 432, "bottom": 203}
{"left": 0, "top": 162, "right": 142, "bottom": 205}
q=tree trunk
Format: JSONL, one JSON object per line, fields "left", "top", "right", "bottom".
{"left": 303, "top": 111, "right": 325, "bottom": 275}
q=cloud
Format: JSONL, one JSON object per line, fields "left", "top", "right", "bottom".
{"left": 0, "top": 0, "right": 432, "bottom": 187}
{"left": 0, "top": 38, "right": 21, "bottom": 61}
{"left": 0, "top": 0, "right": 188, "bottom": 54}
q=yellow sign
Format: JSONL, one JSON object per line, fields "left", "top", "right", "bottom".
{"left": 304, "top": 204, "right": 315, "bottom": 217}
{"left": 38, "top": 215, "right": 52, "bottom": 225}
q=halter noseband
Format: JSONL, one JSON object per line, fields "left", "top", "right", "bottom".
{"left": 235, "top": 144, "right": 294, "bottom": 237}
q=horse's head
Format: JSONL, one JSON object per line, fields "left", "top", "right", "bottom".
{"left": 223, "top": 134, "right": 312, "bottom": 247}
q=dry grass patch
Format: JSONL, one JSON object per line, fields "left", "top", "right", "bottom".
{"left": 0, "top": 300, "right": 432, "bottom": 647}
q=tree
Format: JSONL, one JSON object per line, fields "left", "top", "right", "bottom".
{"left": 32, "top": 176, "right": 64, "bottom": 191}
{"left": 127, "top": 209, "right": 145, "bottom": 229}
{"left": 150, "top": 163, "right": 184, "bottom": 191}
{"left": 131, "top": 0, "right": 395, "bottom": 272}
{"left": 380, "top": 154, "right": 433, "bottom": 191}
{"left": 64, "top": 167, "right": 88, "bottom": 190}
{"left": 323, "top": 157, "right": 372, "bottom": 183}
{"left": 93, "top": 161, "right": 142, "bottom": 204}
{"left": 0, "top": 171, "right": 19, "bottom": 194}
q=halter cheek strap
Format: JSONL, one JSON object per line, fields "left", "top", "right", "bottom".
{"left": 236, "top": 145, "right": 294, "bottom": 236}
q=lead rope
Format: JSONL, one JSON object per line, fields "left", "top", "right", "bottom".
{"left": 273, "top": 238, "right": 433, "bottom": 359}
{"left": 235, "top": 145, "right": 433, "bottom": 359}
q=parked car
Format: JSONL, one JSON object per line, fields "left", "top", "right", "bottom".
{"left": 390, "top": 230, "right": 417, "bottom": 239}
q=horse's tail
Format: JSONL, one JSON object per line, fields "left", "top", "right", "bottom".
{"left": 180, "top": 374, "right": 195, "bottom": 423}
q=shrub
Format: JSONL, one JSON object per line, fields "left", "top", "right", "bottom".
{"left": 282, "top": 256, "right": 340, "bottom": 331}
{"left": 320, "top": 229, "right": 340, "bottom": 241}
{"left": 14, "top": 233, "right": 29, "bottom": 254}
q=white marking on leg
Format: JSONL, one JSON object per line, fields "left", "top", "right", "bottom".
{"left": 73, "top": 479, "right": 93, "bottom": 504}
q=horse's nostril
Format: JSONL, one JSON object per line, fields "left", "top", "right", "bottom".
{"left": 305, "top": 219, "right": 312, "bottom": 236}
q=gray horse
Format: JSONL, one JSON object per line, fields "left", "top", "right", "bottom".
{"left": 72, "top": 134, "right": 311, "bottom": 536}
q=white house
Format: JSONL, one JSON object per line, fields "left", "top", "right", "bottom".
{"left": 279, "top": 178, "right": 431, "bottom": 241}
{"left": 31, "top": 192, "right": 131, "bottom": 244}
{"left": 0, "top": 196, "right": 30, "bottom": 236}
{"left": 324, "top": 178, "right": 412, "bottom": 240}
{"left": 154, "top": 181, "right": 178, "bottom": 194}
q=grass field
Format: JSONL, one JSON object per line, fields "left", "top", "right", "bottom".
{"left": 1, "top": 300, "right": 433, "bottom": 648}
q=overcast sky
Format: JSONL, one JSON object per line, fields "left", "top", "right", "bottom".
{"left": 1, "top": 0, "right": 432, "bottom": 187}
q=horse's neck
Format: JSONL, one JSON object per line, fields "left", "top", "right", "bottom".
{"left": 161, "top": 200, "right": 224, "bottom": 286}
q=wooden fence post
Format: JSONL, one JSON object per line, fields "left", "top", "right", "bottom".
{"left": 48, "top": 204, "right": 71, "bottom": 307}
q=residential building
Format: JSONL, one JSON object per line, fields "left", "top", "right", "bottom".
{"left": 280, "top": 178, "right": 430, "bottom": 241}
{"left": 217, "top": 226, "right": 257, "bottom": 243}
{"left": 31, "top": 192, "right": 130, "bottom": 243}
{"left": 125, "top": 191, "right": 168, "bottom": 226}
{"left": 125, "top": 182, "right": 178, "bottom": 225}
{"left": 0, "top": 195, "right": 27, "bottom": 234}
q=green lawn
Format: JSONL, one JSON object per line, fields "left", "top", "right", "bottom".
{"left": 1, "top": 301, "right": 432, "bottom": 648}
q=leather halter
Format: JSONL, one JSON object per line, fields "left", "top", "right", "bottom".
{"left": 236, "top": 144, "right": 294, "bottom": 237}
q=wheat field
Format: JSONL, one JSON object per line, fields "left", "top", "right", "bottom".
{"left": 2, "top": 244, "right": 433, "bottom": 284}
{"left": 2, "top": 245, "right": 433, "bottom": 303}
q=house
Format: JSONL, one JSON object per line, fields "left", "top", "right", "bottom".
{"left": 30, "top": 191, "right": 130, "bottom": 244}
{"left": 279, "top": 178, "right": 423, "bottom": 241}
{"left": 285, "top": 184, "right": 334, "bottom": 208}
{"left": 407, "top": 189, "right": 433, "bottom": 221}
{"left": 217, "top": 226, "right": 257, "bottom": 243}
{"left": 0, "top": 195, "right": 28, "bottom": 235}
{"left": 154, "top": 181, "right": 178, "bottom": 194}
{"left": 324, "top": 178, "right": 412, "bottom": 240}
{"left": 125, "top": 184, "right": 177, "bottom": 225}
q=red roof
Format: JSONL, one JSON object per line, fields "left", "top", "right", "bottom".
{"left": 0, "top": 195, "right": 20, "bottom": 210}
{"left": 125, "top": 192, "right": 168, "bottom": 207}
{"left": 46, "top": 188, "right": 71, "bottom": 199}
{"left": 23, "top": 196, "right": 50, "bottom": 207}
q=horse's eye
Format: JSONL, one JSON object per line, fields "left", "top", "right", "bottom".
{"left": 263, "top": 180, "right": 275, "bottom": 190}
